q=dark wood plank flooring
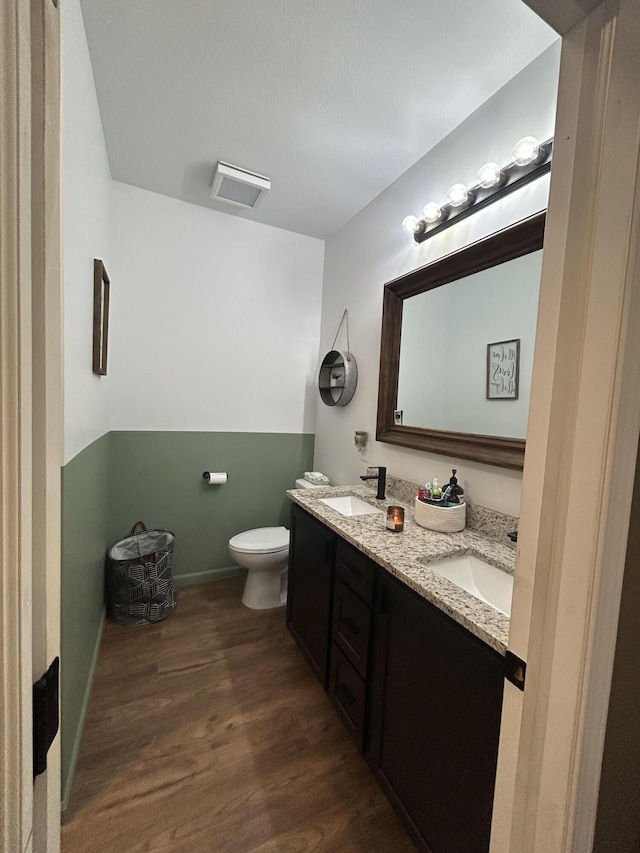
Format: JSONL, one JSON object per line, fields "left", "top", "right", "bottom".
{"left": 62, "top": 577, "right": 415, "bottom": 852}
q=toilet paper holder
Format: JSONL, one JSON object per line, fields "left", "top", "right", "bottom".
{"left": 202, "top": 471, "right": 229, "bottom": 484}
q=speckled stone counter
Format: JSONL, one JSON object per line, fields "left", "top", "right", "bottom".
{"left": 287, "top": 485, "right": 514, "bottom": 655}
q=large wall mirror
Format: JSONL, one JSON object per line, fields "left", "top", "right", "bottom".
{"left": 376, "top": 212, "right": 545, "bottom": 470}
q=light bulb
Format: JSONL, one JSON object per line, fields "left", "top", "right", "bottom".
{"left": 477, "top": 162, "right": 503, "bottom": 189}
{"left": 512, "top": 136, "right": 540, "bottom": 167}
{"left": 447, "top": 183, "right": 470, "bottom": 208}
{"left": 401, "top": 215, "right": 420, "bottom": 234}
{"left": 421, "top": 202, "right": 443, "bottom": 224}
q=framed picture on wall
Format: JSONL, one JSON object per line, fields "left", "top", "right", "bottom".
{"left": 486, "top": 339, "right": 520, "bottom": 400}
{"left": 92, "top": 258, "right": 110, "bottom": 376}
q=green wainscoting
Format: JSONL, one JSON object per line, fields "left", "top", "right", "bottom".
{"left": 108, "top": 431, "right": 314, "bottom": 585}
{"left": 61, "top": 432, "right": 111, "bottom": 809}
{"left": 61, "top": 429, "right": 314, "bottom": 809}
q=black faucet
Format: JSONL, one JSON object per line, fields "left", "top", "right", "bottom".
{"left": 360, "top": 466, "right": 387, "bottom": 500}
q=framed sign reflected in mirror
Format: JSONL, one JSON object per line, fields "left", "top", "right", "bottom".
{"left": 486, "top": 339, "right": 520, "bottom": 400}
{"left": 376, "top": 212, "right": 545, "bottom": 471}
{"left": 92, "top": 259, "right": 110, "bottom": 376}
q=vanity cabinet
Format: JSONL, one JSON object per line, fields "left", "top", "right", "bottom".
{"left": 286, "top": 504, "right": 335, "bottom": 686}
{"left": 367, "top": 572, "right": 504, "bottom": 853}
{"left": 286, "top": 503, "right": 504, "bottom": 853}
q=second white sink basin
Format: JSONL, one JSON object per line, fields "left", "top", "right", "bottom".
{"left": 320, "top": 495, "right": 384, "bottom": 517}
{"left": 429, "top": 553, "right": 513, "bottom": 617}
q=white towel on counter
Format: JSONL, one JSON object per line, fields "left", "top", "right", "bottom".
{"left": 303, "top": 471, "right": 330, "bottom": 485}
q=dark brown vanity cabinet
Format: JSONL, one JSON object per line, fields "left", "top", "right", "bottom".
{"left": 286, "top": 504, "right": 505, "bottom": 853}
{"left": 286, "top": 504, "right": 335, "bottom": 686}
{"left": 367, "top": 572, "right": 504, "bottom": 853}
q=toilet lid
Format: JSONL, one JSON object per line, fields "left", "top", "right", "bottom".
{"left": 229, "top": 526, "right": 290, "bottom": 554}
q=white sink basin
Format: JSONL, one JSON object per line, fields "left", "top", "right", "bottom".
{"left": 319, "top": 495, "right": 384, "bottom": 517}
{"left": 429, "top": 553, "right": 513, "bottom": 617}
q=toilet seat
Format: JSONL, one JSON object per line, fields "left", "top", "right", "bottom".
{"left": 229, "top": 526, "right": 289, "bottom": 555}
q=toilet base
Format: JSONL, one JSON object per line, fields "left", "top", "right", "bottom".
{"left": 241, "top": 566, "right": 288, "bottom": 610}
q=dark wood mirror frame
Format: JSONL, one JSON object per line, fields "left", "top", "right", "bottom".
{"left": 376, "top": 211, "right": 546, "bottom": 471}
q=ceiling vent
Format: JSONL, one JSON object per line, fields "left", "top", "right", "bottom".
{"left": 211, "top": 161, "right": 270, "bottom": 209}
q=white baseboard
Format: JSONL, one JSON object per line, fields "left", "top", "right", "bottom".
{"left": 174, "top": 565, "right": 246, "bottom": 587}
{"left": 61, "top": 609, "right": 105, "bottom": 813}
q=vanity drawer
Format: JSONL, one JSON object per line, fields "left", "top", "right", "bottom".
{"left": 335, "top": 539, "right": 376, "bottom": 604}
{"left": 333, "top": 578, "right": 371, "bottom": 679}
{"left": 329, "top": 644, "right": 366, "bottom": 747}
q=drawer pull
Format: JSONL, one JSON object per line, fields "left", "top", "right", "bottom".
{"left": 337, "top": 681, "right": 356, "bottom": 707}
{"left": 342, "top": 615, "right": 361, "bottom": 636}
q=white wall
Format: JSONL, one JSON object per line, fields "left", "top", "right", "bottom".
{"left": 62, "top": 0, "right": 112, "bottom": 464}
{"left": 63, "top": 0, "right": 324, "bottom": 455}
{"left": 108, "top": 182, "right": 324, "bottom": 433}
{"left": 314, "top": 42, "right": 561, "bottom": 516}
{"left": 398, "top": 250, "right": 542, "bottom": 438}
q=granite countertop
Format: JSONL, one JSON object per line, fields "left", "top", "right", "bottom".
{"left": 286, "top": 484, "right": 514, "bottom": 655}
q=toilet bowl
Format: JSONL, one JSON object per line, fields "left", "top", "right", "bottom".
{"left": 229, "top": 526, "right": 290, "bottom": 610}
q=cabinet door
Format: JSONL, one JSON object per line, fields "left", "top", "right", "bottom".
{"left": 368, "top": 574, "right": 504, "bottom": 853}
{"left": 286, "top": 505, "right": 335, "bottom": 687}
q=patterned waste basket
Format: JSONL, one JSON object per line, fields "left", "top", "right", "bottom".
{"left": 107, "top": 521, "right": 177, "bottom": 626}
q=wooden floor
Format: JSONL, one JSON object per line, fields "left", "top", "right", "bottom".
{"left": 62, "top": 578, "right": 415, "bottom": 852}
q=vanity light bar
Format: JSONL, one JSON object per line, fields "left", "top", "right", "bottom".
{"left": 404, "top": 136, "right": 553, "bottom": 244}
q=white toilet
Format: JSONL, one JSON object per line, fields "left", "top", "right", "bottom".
{"left": 229, "top": 478, "right": 323, "bottom": 610}
{"left": 229, "top": 527, "right": 290, "bottom": 610}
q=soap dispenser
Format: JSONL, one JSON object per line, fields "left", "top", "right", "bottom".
{"left": 446, "top": 469, "right": 464, "bottom": 505}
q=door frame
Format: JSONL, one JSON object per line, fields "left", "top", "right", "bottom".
{"left": 3, "top": 1, "right": 639, "bottom": 852}
{"left": 492, "top": 1, "right": 640, "bottom": 850}
{"left": 0, "top": 1, "right": 62, "bottom": 852}
{"left": 1, "top": 2, "right": 36, "bottom": 850}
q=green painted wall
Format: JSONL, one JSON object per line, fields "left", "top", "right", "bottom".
{"left": 61, "top": 432, "right": 111, "bottom": 808}
{"left": 108, "top": 432, "right": 314, "bottom": 584}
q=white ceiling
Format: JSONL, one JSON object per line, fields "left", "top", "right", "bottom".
{"left": 80, "top": 0, "right": 557, "bottom": 239}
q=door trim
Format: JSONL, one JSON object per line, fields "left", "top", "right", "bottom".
{"left": 30, "top": 0, "right": 62, "bottom": 848}
{"left": 0, "top": 1, "right": 62, "bottom": 851}
{"left": 0, "top": 1, "right": 36, "bottom": 850}
{"left": 492, "top": 1, "right": 640, "bottom": 850}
